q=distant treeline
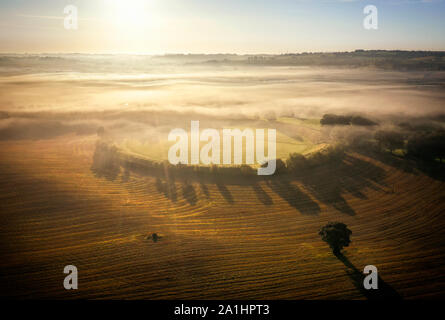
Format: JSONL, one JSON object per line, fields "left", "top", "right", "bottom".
{"left": 3, "top": 51, "right": 445, "bottom": 71}
{"left": 210, "top": 50, "right": 445, "bottom": 71}
{"left": 320, "top": 114, "right": 377, "bottom": 126}
{"left": 373, "top": 129, "right": 445, "bottom": 162}
{"left": 124, "top": 145, "right": 346, "bottom": 178}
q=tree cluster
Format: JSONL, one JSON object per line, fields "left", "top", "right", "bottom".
{"left": 320, "top": 114, "right": 377, "bottom": 126}
{"left": 406, "top": 130, "right": 445, "bottom": 162}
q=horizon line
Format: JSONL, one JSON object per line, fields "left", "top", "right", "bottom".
{"left": 1, "top": 49, "right": 445, "bottom": 56}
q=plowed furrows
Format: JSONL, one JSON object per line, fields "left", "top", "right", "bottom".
{"left": 0, "top": 135, "right": 444, "bottom": 299}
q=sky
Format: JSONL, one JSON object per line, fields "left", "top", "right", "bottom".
{"left": 0, "top": 0, "right": 444, "bottom": 54}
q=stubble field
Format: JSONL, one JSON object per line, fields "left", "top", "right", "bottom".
{"left": 0, "top": 133, "right": 444, "bottom": 299}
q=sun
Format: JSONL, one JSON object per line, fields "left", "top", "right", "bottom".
{"left": 112, "top": 0, "right": 149, "bottom": 30}
{"left": 107, "top": 0, "right": 160, "bottom": 53}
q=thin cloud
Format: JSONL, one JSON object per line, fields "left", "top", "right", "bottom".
{"left": 16, "top": 14, "right": 98, "bottom": 22}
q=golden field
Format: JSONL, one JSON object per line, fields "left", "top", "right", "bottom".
{"left": 0, "top": 133, "right": 444, "bottom": 299}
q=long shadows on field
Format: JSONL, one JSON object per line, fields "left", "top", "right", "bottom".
{"left": 216, "top": 182, "right": 234, "bottom": 204}
{"left": 121, "top": 167, "right": 130, "bottom": 182}
{"left": 155, "top": 177, "right": 177, "bottom": 202}
{"left": 356, "top": 148, "right": 445, "bottom": 182}
{"left": 182, "top": 183, "right": 198, "bottom": 205}
{"left": 91, "top": 143, "right": 389, "bottom": 213}
{"left": 267, "top": 179, "right": 319, "bottom": 215}
{"left": 297, "top": 155, "right": 387, "bottom": 216}
{"left": 199, "top": 182, "right": 210, "bottom": 199}
{"left": 252, "top": 182, "right": 273, "bottom": 206}
{"left": 337, "top": 253, "right": 402, "bottom": 300}
{"left": 90, "top": 142, "right": 120, "bottom": 181}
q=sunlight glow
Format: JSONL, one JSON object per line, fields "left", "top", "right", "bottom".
{"left": 112, "top": 0, "right": 150, "bottom": 30}
{"left": 106, "top": 0, "right": 162, "bottom": 53}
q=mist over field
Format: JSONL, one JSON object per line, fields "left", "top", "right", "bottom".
{"left": 1, "top": 54, "right": 445, "bottom": 143}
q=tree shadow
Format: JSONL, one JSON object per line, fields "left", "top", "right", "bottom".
{"left": 182, "top": 183, "right": 197, "bottom": 205}
{"left": 337, "top": 253, "right": 402, "bottom": 300}
{"left": 90, "top": 142, "right": 120, "bottom": 181}
{"left": 297, "top": 155, "right": 388, "bottom": 215}
{"left": 121, "top": 167, "right": 130, "bottom": 182}
{"left": 216, "top": 182, "right": 234, "bottom": 204}
{"left": 199, "top": 182, "right": 211, "bottom": 199}
{"left": 92, "top": 142, "right": 393, "bottom": 217}
{"left": 252, "top": 183, "right": 273, "bottom": 206}
{"left": 155, "top": 177, "right": 167, "bottom": 196}
{"left": 155, "top": 177, "right": 177, "bottom": 202}
{"left": 356, "top": 148, "right": 445, "bottom": 182}
{"left": 267, "top": 179, "right": 320, "bottom": 215}
{"left": 166, "top": 179, "right": 177, "bottom": 202}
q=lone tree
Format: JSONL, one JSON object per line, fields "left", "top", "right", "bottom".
{"left": 319, "top": 222, "right": 352, "bottom": 256}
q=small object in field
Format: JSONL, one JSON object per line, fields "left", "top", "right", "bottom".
{"left": 319, "top": 222, "right": 352, "bottom": 256}
{"left": 147, "top": 233, "right": 161, "bottom": 242}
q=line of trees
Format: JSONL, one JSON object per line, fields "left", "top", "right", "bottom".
{"left": 320, "top": 114, "right": 377, "bottom": 126}
{"left": 285, "top": 145, "right": 345, "bottom": 174}
{"left": 374, "top": 129, "right": 445, "bottom": 163}
{"left": 93, "top": 140, "right": 346, "bottom": 180}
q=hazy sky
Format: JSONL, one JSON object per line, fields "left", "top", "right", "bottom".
{"left": 0, "top": 0, "right": 444, "bottom": 54}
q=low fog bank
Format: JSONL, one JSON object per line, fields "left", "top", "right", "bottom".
{"left": 1, "top": 58, "right": 445, "bottom": 143}
{"left": 1, "top": 108, "right": 445, "bottom": 150}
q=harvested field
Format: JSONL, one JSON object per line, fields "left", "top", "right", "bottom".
{"left": 0, "top": 134, "right": 444, "bottom": 299}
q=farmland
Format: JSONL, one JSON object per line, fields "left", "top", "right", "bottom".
{"left": 0, "top": 56, "right": 445, "bottom": 299}
{"left": 0, "top": 132, "right": 444, "bottom": 299}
